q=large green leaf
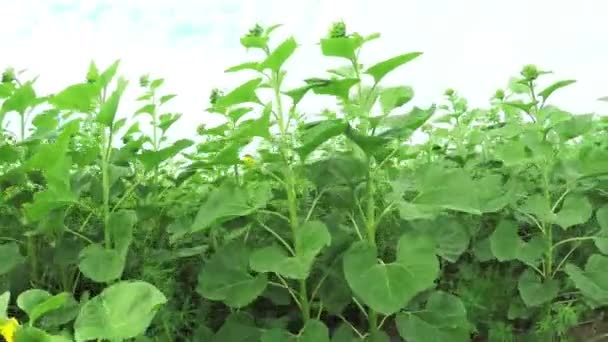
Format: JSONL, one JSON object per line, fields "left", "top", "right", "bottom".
{"left": 108, "top": 210, "right": 136, "bottom": 257}
{"left": 434, "top": 218, "right": 470, "bottom": 263}
{"left": 198, "top": 241, "right": 267, "bottom": 308}
{"left": 490, "top": 220, "right": 521, "bottom": 261}
{"left": 364, "top": 52, "right": 422, "bottom": 84}
{"left": 343, "top": 233, "right": 439, "bottom": 315}
{"left": 517, "top": 269, "right": 559, "bottom": 307}
{"left": 320, "top": 37, "right": 360, "bottom": 60}
{"left": 216, "top": 78, "right": 262, "bottom": 108}
{"left": 296, "top": 119, "right": 347, "bottom": 159}
{"left": 250, "top": 221, "right": 331, "bottom": 279}
{"left": 190, "top": 182, "right": 259, "bottom": 233}
{"left": 261, "top": 37, "right": 297, "bottom": 72}
{"left": 0, "top": 82, "right": 36, "bottom": 120}
{"left": 49, "top": 83, "right": 99, "bottom": 113}
{"left": 564, "top": 254, "right": 608, "bottom": 307}
{"left": 396, "top": 291, "right": 471, "bottom": 342}
{"left": 14, "top": 327, "right": 72, "bottom": 342}
{"left": 74, "top": 281, "right": 167, "bottom": 342}
{"left": 412, "top": 166, "right": 481, "bottom": 215}
{"left": 138, "top": 139, "right": 194, "bottom": 171}
{"left": 379, "top": 86, "right": 414, "bottom": 114}
{"left": 212, "top": 312, "right": 261, "bottom": 342}
{"left": 553, "top": 194, "right": 592, "bottom": 229}
{"left": 595, "top": 205, "right": 608, "bottom": 254}
{"left": 0, "top": 243, "right": 25, "bottom": 275}
{"left": 78, "top": 244, "right": 125, "bottom": 283}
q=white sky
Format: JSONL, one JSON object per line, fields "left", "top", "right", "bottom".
{"left": 1, "top": 0, "right": 607, "bottom": 139}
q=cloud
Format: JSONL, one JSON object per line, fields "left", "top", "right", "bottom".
{"left": 0, "top": 0, "right": 607, "bottom": 139}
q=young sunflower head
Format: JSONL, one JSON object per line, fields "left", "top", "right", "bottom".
{"left": 0, "top": 317, "right": 20, "bottom": 342}
{"left": 1, "top": 68, "right": 15, "bottom": 84}
{"left": 242, "top": 154, "right": 256, "bottom": 168}
{"left": 521, "top": 64, "right": 539, "bottom": 81}
{"left": 246, "top": 24, "right": 264, "bottom": 38}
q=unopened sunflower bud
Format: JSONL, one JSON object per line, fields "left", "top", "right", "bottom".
{"left": 494, "top": 89, "right": 505, "bottom": 100}
{"left": 209, "top": 88, "right": 223, "bottom": 105}
{"left": 139, "top": 74, "right": 150, "bottom": 87}
{"left": 2, "top": 68, "right": 15, "bottom": 83}
{"left": 444, "top": 88, "right": 455, "bottom": 97}
{"left": 521, "top": 64, "right": 539, "bottom": 81}
{"left": 328, "top": 21, "right": 347, "bottom": 38}
{"left": 246, "top": 24, "right": 264, "bottom": 38}
{"left": 196, "top": 124, "right": 206, "bottom": 136}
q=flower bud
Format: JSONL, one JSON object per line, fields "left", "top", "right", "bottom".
{"left": 139, "top": 74, "right": 150, "bottom": 87}
{"left": 328, "top": 21, "right": 347, "bottom": 38}
{"left": 494, "top": 88, "right": 505, "bottom": 100}
{"left": 521, "top": 64, "right": 539, "bottom": 81}
{"left": 1, "top": 68, "right": 15, "bottom": 83}
{"left": 246, "top": 24, "right": 264, "bottom": 38}
{"left": 209, "top": 88, "right": 223, "bottom": 105}
{"left": 444, "top": 88, "right": 455, "bottom": 97}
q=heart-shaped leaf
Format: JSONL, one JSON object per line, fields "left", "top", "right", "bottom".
{"left": 517, "top": 269, "right": 559, "bottom": 307}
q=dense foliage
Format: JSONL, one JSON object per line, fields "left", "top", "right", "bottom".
{"left": 1, "top": 22, "right": 608, "bottom": 341}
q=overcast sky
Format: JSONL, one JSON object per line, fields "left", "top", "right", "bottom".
{"left": 1, "top": 0, "right": 607, "bottom": 138}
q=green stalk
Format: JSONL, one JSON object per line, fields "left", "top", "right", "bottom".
{"left": 271, "top": 69, "right": 310, "bottom": 322}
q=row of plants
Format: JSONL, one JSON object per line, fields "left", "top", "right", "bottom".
{"left": 1, "top": 22, "right": 607, "bottom": 341}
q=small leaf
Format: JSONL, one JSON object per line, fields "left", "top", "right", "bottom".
{"left": 379, "top": 86, "right": 414, "bottom": 114}
{"left": 517, "top": 269, "right": 559, "bottom": 307}
{"left": 320, "top": 37, "right": 359, "bottom": 60}
{"left": 312, "top": 78, "right": 360, "bottom": 100}
{"left": 138, "top": 139, "right": 193, "bottom": 171}
{"left": 365, "top": 52, "right": 423, "bottom": 84}
{"left": 261, "top": 37, "right": 297, "bottom": 72}
{"left": 538, "top": 80, "right": 576, "bottom": 100}
{"left": 225, "top": 62, "right": 261, "bottom": 73}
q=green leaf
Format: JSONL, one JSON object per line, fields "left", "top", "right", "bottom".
{"left": 517, "top": 269, "right": 559, "bottom": 307}
{"left": 377, "top": 105, "right": 435, "bottom": 140}
{"left": 17, "top": 289, "right": 51, "bottom": 317}
{"left": 216, "top": 78, "right": 262, "bottom": 108}
{"left": 520, "top": 194, "right": 554, "bottom": 223}
{"left": 413, "top": 166, "right": 481, "bottom": 215}
{"left": 212, "top": 312, "right": 261, "bottom": 342}
{"left": 296, "top": 119, "right": 347, "bottom": 159}
{"left": 564, "top": 254, "right": 608, "bottom": 307}
{"left": 299, "top": 320, "right": 330, "bottom": 342}
{"left": 74, "top": 281, "right": 167, "bottom": 342}
{"left": 108, "top": 210, "right": 136, "bottom": 257}
{"left": 0, "top": 242, "right": 25, "bottom": 275}
{"left": 538, "top": 80, "right": 576, "bottom": 100}
{"left": 197, "top": 241, "right": 267, "bottom": 308}
{"left": 27, "top": 293, "right": 71, "bottom": 325}
{"left": 78, "top": 244, "right": 125, "bottom": 283}
{"left": 320, "top": 37, "right": 359, "bottom": 60}
{"left": 232, "top": 105, "right": 271, "bottom": 140}
{"left": 190, "top": 181, "right": 268, "bottom": 234}
{"left": 434, "top": 218, "right": 469, "bottom": 263}
{"left": 0, "top": 82, "right": 36, "bottom": 119}
{"left": 97, "top": 60, "right": 120, "bottom": 88}
{"left": 490, "top": 220, "right": 520, "bottom": 261}
{"left": 50, "top": 83, "right": 98, "bottom": 113}
{"left": 250, "top": 221, "right": 331, "bottom": 279}
{"left": 0, "top": 292, "right": 10, "bottom": 319}
{"left": 14, "top": 327, "right": 72, "bottom": 342}
{"left": 379, "top": 86, "right": 414, "bottom": 114}
{"left": 553, "top": 194, "right": 592, "bottom": 229}
{"left": 365, "top": 52, "right": 422, "bottom": 84}
{"left": 225, "top": 62, "right": 261, "bottom": 73}
{"left": 343, "top": 233, "right": 439, "bottom": 315}
{"left": 595, "top": 205, "right": 608, "bottom": 254}
{"left": 285, "top": 85, "right": 314, "bottom": 106}
{"left": 396, "top": 291, "right": 471, "bottom": 342}
{"left": 261, "top": 37, "right": 297, "bottom": 72}
{"left": 240, "top": 36, "right": 269, "bottom": 50}
{"left": 138, "top": 139, "right": 193, "bottom": 171}
{"left": 97, "top": 77, "right": 128, "bottom": 127}
{"left": 312, "top": 78, "right": 360, "bottom": 100}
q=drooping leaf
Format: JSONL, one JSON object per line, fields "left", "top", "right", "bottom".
{"left": 538, "top": 80, "right": 576, "bottom": 100}
{"left": 74, "top": 281, "right": 167, "bottom": 342}
{"left": 108, "top": 210, "right": 136, "bottom": 257}
{"left": 396, "top": 291, "right": 471, "bottom": 342}
{"left": 320, "top": 37, "right": 360, "bottom": 60}
{"left": 197, "top": 241, "right": 267, "bottom": 308}
{"left": 365, "top": 52, "right": 422, "bottom": 84}
{"left": 343, "top": 233, "right": 439, "bottom": 315}
{"left": 296, "top": 119, "right": 347, "bottom": 159}
{"left": 49, "top": 83, "right": 98, "bottom": 113}
{"left": 379, "top": 86, "right": 414, "bottom": 114}
{"left": 225, "top": 62, "right": 261, "bottom": 73}
{"left": 312, "top": 78, "right": 360, "bottom": 100}
{"left": 517, "top": 269, "right": 559, "bottom": 307}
